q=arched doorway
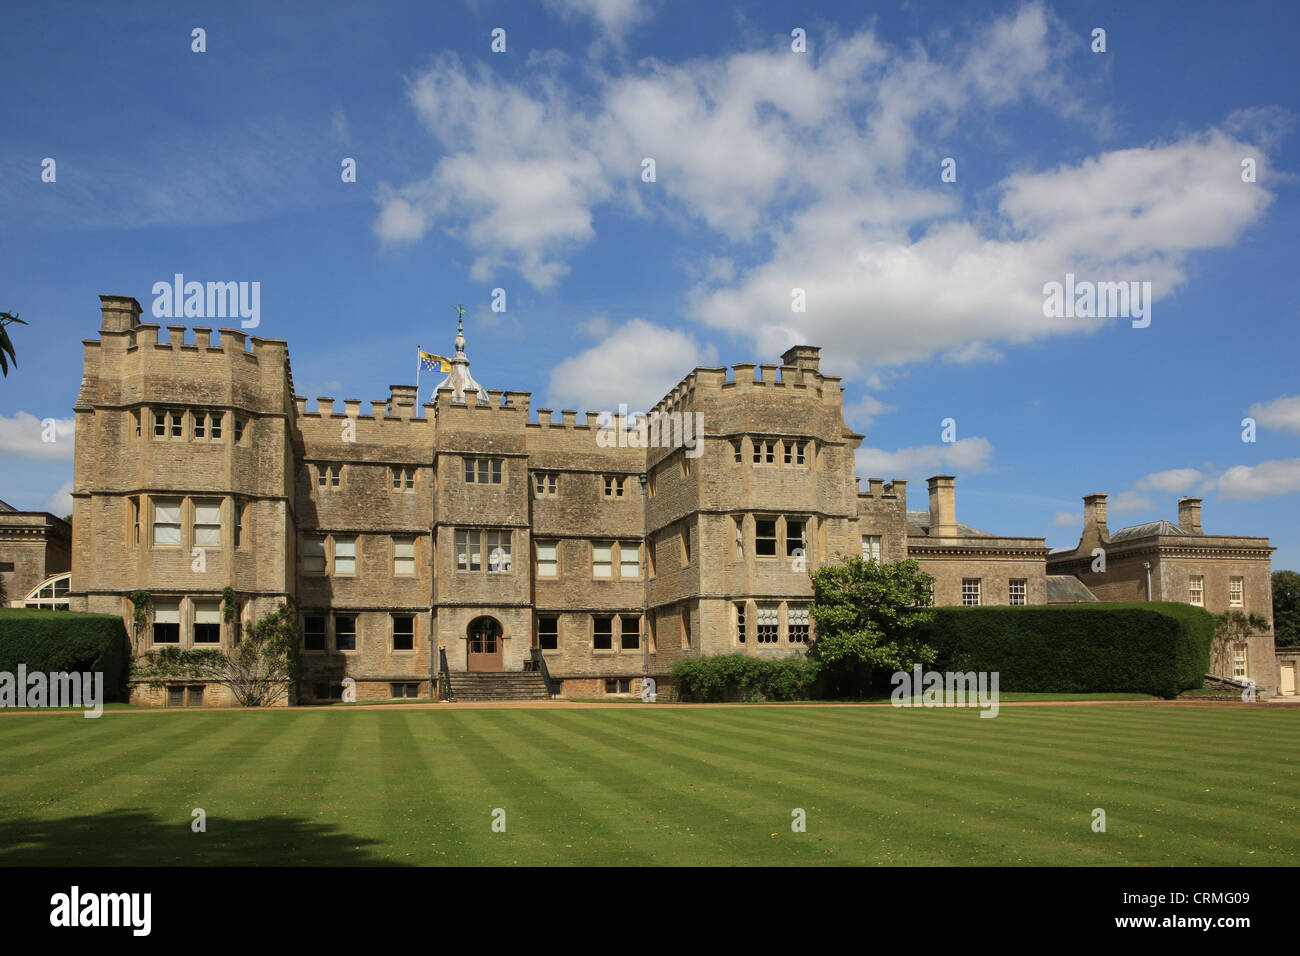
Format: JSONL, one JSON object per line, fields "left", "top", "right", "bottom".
{"left": 466, "top": 616, "right": 503, "bottom": 671}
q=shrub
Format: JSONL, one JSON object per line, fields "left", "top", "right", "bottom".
{"left": 0, "top": 609, "right": 130, "bottom": 701}
{"left": 925, "top": 602, "right": 1214, "bottom": 699}
{"left": 809, "top": 555, "right": 936, "bottom": 697}
{"left": 671, "top": 653, "right": 818, "bottom": 702}
{"left": 131, "top": 603, "right": 302, "bottom": 706}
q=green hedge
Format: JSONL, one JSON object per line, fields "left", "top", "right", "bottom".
{"left": 671, "top": 653, "right": 819, "bottom": 702}
{"left": 0, "top": 609, "right": 130, "bottom": 701}
{"left": 925, "top": 602, "right": 1214, "bottom": 699}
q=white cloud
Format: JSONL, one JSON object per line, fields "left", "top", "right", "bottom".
{"left": 0, "top": 412, "right": 75, "bottom": 461}
{"left": 373, "top": 186, "right": 429, "bottom": 242}
{"left": 1137, "top": 468, "right": 1206, "bottom": 493}
{"left": 844, "top": 393, "right": 896, "bottom": 432}
{"left": 1215, "top": 459, "right": 1300, "bottom": 500}
{"left": 1053, "top": 511, "right": 1081, "bottom": 527}
{"left": 375, "top": 53, "right": 610, "bottom": 288}
{"left": 855, "top": 436, "right": 993, "bottom": 478}
{"left": 1247, "top": 395, "right": 1300, "bottom": 434}
{"left": 693, "top": 127, "right": 1270, "bottom": 374}
{"left": 1107, "top": 490, "right": 1155, "bottom": 513}
{"left": 942, "top": 341, "right": 1004, "bottom": 365}
{"left": 546, "top": 318, "right": 717, "bottom": 411}
{"left": 542, "top": 0, "right": 651, "bottom": 43}
{"left": 43, "top": 480, "right": 73, "bottom": 516}
{"left": 378, "top": 6, "right": 1274, "bottom": 379}
{"left": 525, "top": 48, "right": 571, "bottom": 70}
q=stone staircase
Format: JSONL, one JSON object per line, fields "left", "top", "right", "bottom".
{"left": 446, "top": 671, "right": 553, "bottom": 702}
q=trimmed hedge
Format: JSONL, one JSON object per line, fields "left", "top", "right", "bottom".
{"left": 925, "top": 602, "right": 1214, "bottom": 699}
{"left": 671, "top": 653, "right": 819, "bottom": 702}
{"left": 0, "top": 609, "right": 130, "bottom": 701}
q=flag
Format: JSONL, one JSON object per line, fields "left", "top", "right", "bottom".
{"left": 420, "top": 350, "right": 451, "bottom": 373}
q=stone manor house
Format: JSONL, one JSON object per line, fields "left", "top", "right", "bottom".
{"left": 22, "top": 294, "right": 1279, "bottom": 704}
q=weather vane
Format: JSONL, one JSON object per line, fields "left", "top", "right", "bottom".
{"left": 455, "top": 303, "right": 466, "bottom": 330}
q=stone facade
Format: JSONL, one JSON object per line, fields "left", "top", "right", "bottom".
{"left": 905, "top": 476, "right": 1048, "bottom": 607}
{"left": 1047, "top": 494, "right": 1279, "bottom": 692}
{"left": 0, "top": 501, "right": 71, "bottom": 607}
{"left": 65, "top": 294, "right": 1058, "bottom": 705}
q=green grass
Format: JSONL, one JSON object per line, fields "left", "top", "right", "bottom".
{"left": 570, "top": 692, "right": 1157, "bottom": 704}
{"left": 0, "top": 704, "right": 1295, "bottom": 866}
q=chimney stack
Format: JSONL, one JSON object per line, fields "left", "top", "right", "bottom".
{"left": 1083, "top": 493, "right": 1109, "bottom": 536}
{"left": 99, "top": 295, "right": 142, "bottom": 332}
{"left": 779, "top": 345, "right": 821, "bottom": 373}
{"left": 388, "top": 385, "right": 418, "bottom": 420}
{"left": 927, "top": 475, "right": 957, "bottom": 537}
{"left": 1178, "top": 497, "right": 1203, "bottom": 534}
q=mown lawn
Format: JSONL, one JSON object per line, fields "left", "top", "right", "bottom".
{"left": 0, "top": 704, "right": 1295, "bottom": 865}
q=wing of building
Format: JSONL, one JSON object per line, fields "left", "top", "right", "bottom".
{"left": 1046, "top": 493, "right": 1279, "bottom": 692}
{"left": 42, "top": 294, "right": 1280, "bottom": 704}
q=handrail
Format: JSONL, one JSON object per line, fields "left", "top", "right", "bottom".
{"left": 439, "top": 647, "right": 452, "bottom": 701}
{"left": 531, "top": 647, "right": 556, "bottom": 698}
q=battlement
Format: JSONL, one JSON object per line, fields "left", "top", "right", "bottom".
{"left": 294, "top": 394, "right": 436, "bottom": 426}
{"left": 527, "top": 408, "right": 606, "bottom": 430}
{"left": 645, "top": 355, "right": 839, "bottom": 418}
{"left": 857, "top": 477, "right": 908, "bottom": 498}
{"left": 121, "top": 322, "right": 290, "bottom": 362}
{"left": 433, "top": 386, "right": 530, "bottom": 415}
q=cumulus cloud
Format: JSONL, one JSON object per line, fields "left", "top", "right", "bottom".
{"left": 1137, "top": 468, "right": 1206, "bottom": 493}
{"left": 1215, "top": 459, "right": 1300, "bottom": 500}
{"left": 0, "top": 412, "right": 75, "bottom": 461}
{"left": 1247, "top": 395, "right": 1300, "bottom": 434}
{"left": 43, "top": 480, "right": 73, "bottom": 516}
{"left": 844, "top": 393, "right": 896, "bottom": 432}
{"left": 373, "top": 186, "right": 429, "bottom": 242}
{"left": 379, "top": 4, "right": 1274, "bottom": 379}
{"left": 546, "top": 318, "right": 717, "bottom": 411}
{"left": 372, "top": 54, "right": 609, "bottom": 288}
{"left": 1053, "top": 511, "right": 1081, "bottom": 527}
{"left": 855, "top": 436, "right": 993, "bottom": 479}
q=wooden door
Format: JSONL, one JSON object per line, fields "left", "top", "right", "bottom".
{"left": 467, "top": 617, "right": 503, "bottom": 671}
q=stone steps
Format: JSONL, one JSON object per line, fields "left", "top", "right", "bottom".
{"left": 447, "top": 671, "right": 553, "bottom": 701}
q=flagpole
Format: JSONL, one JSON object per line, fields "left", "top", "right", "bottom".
{"left": 416, "top": 344, "right": 421, "bottom": 396}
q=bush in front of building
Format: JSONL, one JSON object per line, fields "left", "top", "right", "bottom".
{"left": 671, "top": 653, "right": 819, "bottom": 702}
{"left": 926, "top": 602, "right": 1214, "bottom": 699}
{"left": 0, "top": 608, "right": 130, "bottom": 700}
{"left": 809, "top": 555, "right": 937, "bottom": 697}
{"left": 131, "top": 603, "right": 302, "bottom": 706}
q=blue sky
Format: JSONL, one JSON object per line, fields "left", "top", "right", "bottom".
{"left": 1, "top": 0, "right": 1298, "bottom": 568}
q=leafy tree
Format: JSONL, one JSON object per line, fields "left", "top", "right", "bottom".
{"left": 208, "top": 602, "right": 301, "bottom": 706}
{"left": 1272, "top": 570, "right": 1300, "bottom": 647}
{"left": 0, "top": 312, "right": 26, "bottom": 377}
{"left": 128, "top": 590, "right": 153, "bottom": 652}
{"left": 131, "top": 602, "right": 302, "bottom": 706}
{"left": 809, "top": 555, "right": 937, "bottom": 696}
{"left": 1210, "top": 610, "right": 1271, "bottom": 678}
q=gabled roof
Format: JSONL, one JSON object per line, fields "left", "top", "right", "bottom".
{"left": 906, "top": 510, "right": 993, "bottom": 538}
{"left": 1109, "top": 519, "right": 1192, "bottom": 541}
{"left": 1046, "top": 575, "right": 1099, "bottom": 603}
{"left": 0, "top": 499, "right": 15, "bottom": 512}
